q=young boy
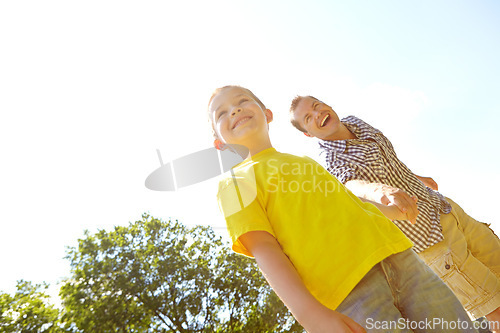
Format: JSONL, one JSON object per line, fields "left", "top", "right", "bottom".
{"left": 209, "top": 85, "right": 476, "bottom": 332}
{"left": 289, "top": 95, "right": 500, "bottom": 331}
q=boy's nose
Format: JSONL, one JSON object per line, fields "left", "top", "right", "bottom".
{"left": 231, "top": 107, "right": 242, "bottom": 116}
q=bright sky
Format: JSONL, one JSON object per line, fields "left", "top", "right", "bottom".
{"left": 1, "top": 0, "right": 499, "bottom": 299}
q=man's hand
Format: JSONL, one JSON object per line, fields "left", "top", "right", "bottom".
{"left": 345, "top": 180, "right": 419, "bottom": 224}
{"left": 415, "top": 175, "right": 438, "bottom": 191}
{"left": 377, "top": 184, "right": 419, "bottom": 224}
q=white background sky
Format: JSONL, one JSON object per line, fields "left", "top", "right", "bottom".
{"left": 1, "top": 0, "right": 499, "bottom": 300}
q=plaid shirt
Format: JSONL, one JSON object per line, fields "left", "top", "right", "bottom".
{"left": 318, "top": 116, "right": 451, "bottom": 253}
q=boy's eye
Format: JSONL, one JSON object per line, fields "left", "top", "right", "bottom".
{"left": 216, "top": 111, "right": 227, "bottom": 121}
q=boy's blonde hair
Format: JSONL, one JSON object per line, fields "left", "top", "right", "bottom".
{"left": 289, "top": 95, "right": 320, "bottom": 133}
{"left": 207, "top": 85, "right": 267, "bottom": 138}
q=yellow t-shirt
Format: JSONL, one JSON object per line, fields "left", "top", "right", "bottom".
{"left": 217, "top": 147, "right": 412, "bottom": 310}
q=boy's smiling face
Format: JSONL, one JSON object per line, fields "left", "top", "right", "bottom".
{"left": 292, "top": 96, "right": 344, "bottom": 140}
{"left": 209, "top": 86, "right": 273, "bottom": 152}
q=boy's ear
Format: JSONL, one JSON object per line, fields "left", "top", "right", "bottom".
{"left": 265, "top": 109, "right": 273, "bottom": 123}
{"left": 213, "top": 139, "right": 227, "bottom": 151}
{"left": 303, "top": 132, "right": 314, "bottom": 138}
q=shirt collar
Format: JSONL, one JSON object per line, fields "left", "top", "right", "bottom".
{"left": 317, "top": 116, "right": 359, "bottom": 153}
{"left": 342, "top": 116, "right": 375, "bottom": 140}
{"left": 317, "top": 116, "right": 377, "bottom": 153}
{"left": 318, "top": 138, "right": 347, "bottom": 153}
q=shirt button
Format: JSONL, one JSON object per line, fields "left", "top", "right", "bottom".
{"left": 445, "top": 264, "right": 451, "bottom": 270}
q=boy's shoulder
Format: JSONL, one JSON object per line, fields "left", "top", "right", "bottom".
{"left": 268, "top": 151, "right": 320, "bottom": 168}
{"left": 217, "top": 149, "right": 322, "bottom": 186}
{"left": 247, "top": 148, "right": 317, "bottom": 165}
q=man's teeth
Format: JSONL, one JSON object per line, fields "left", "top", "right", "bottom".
{"left": 320, "top": 114, "right": 329, "bottom": 127}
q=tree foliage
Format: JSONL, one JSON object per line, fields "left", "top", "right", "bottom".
{"left": 0, "top": 280, "right": 66, "bottom": 333}
{"left": 59, "top": 214, "right": 304, "bottom": 332}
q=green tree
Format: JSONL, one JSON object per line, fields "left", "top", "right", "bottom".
{"left": 60, "top": 214, "right": 303, "bottom": 332}
{"left": 0, "top": 280, "right": 65, "bottom": 333}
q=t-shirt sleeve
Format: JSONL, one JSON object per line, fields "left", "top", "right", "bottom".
{"left": 217, "top": 177, "right": 275, "bottom": 257}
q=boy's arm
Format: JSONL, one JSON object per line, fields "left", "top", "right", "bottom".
{"left": 345, "top": 180, "right": 419, "bottom": 224}
{"left": 239, "top": 230, "right": 366, "bottom": 333}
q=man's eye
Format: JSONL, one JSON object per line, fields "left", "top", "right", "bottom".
{"left": 239, "top": 98, "right": 248, "bottom": 104}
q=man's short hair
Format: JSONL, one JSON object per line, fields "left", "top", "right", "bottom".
{"left": 289, "top": 95, "right": 320, "bottom": 133}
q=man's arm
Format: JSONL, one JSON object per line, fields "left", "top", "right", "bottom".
{"left": 358, "top": 197, "right": 416, "bottom": 224}
{"left": 415, "top": 175, "right": 438, "bottom": 190}
{"left": 345, "top": 180, "right": 419, "bottom": 224}
{"left": 239, "top": 231, "right": 366, "bottom": 333}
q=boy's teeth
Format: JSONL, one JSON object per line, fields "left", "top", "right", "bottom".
{"left": 234, "top": 117, "right": 249, "bottom": 128}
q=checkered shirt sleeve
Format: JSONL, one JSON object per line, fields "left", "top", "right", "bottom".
{"left": 319, "top": 116, "right": 451, "bottom": 253}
